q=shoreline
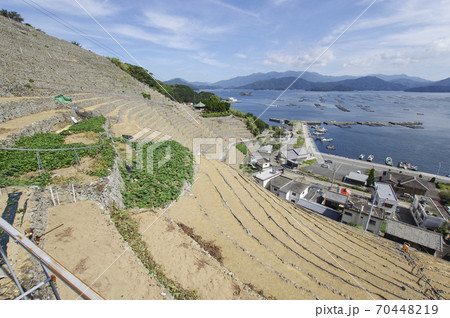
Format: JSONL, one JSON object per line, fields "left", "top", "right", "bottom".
{"left": 302, "top": 124, "right": 450, "bottom": 184}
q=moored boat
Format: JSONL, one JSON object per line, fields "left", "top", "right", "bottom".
{"left": 326, "top": 145, "right": 336, "bottom": 150}
{"left": 385, "top": 157, "right": 393, "bottom": 166}
{"left": 359, "top": 154, "right": 365, "bottom": 160}
{"left": 367, "top": 154, "right": 374, "bottom": 162}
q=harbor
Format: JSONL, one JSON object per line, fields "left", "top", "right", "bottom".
{"left": 299, "top": 123, "right": 450, "bottom": 183}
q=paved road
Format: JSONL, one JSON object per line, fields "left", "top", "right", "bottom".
{"left": 301, "top": 122, "right": 324, "bottom": 164}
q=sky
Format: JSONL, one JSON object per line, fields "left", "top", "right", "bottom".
{"left": 3, "top": 0, "right": 450, "bottom": 83}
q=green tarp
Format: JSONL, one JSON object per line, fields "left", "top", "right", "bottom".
{"left": 53, "top": 94, "right": 72, "bottom": 103}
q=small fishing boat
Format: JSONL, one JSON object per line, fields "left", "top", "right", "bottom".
{"left": 313, "top": 131, "right": 325, "bottom": 136}
{"left": 321, "top": 138, "right": 333, "bottom": 142}
{"left": 359, "top": 154, "right": 365, "bottom": 160}
{"left": 326, "top": 145, "right": 336, "bottom": 150}
{"left": 406, "top": 162, "right": 418, "bottom": 171}
{"left": 385, "top": 157, "right": 393, "bottom": 166}
{"left": 367, "top": 154, "right": 374, "bottom": 162}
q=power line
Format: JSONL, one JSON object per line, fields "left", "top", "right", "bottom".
{"left": 21, "top": 0, "right": 131, "bottom": 63}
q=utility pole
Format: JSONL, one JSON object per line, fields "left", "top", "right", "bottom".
{"left": 365, "top": 189, "right": 377, "bottom": 232}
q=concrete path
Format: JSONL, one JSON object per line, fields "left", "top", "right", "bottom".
{"left": 301, "top": 122, "right": 324, "bottom": 164}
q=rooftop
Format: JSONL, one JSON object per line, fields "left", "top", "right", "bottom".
{"left": 375, "top": 182, "right": 397, "bottom": 201}
{"left": 258, "top": 145, "right": 273, "bottom": 154}
{"left": 297, "top": 199, "right": 341, "bottom": 221}
{"left": 271, "top": 175, "right": 292, "bottom": 189}
{"left": 379, "top": 171, "right": 429, "bottom": 191}
{"left": 289, "top": 182, "right": 309, "bottom": 194}
{"left": 345, "top": 171, "right": 368, "bottom": 183}
{"left": 254, "top": 170, "right": 281, "bottom": 181}
{"left": 385, "top": 219, "right": 443, "bottom": 252}
{"left": 325, "top": 191, "right": 348, "bottom": 205}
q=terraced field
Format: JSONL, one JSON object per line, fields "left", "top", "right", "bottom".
{"left": 165, "top": 158, "right": 450, "bottom": 300}
{"left": 1, "top": 17, "right": 449, "bottom": 300}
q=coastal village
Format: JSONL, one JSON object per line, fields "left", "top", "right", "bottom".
{"left": 1, "top": 13, "right": 450, "bottom": 302}
{"left": 246, "top": 120, "right": 448, "bottom": 257}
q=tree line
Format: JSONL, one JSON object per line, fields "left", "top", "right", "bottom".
{"left": 1, "top": 9, "right": 24, "bottom": 23}
{"left": 107, "top": 57, "right": 216, "bottom": 103}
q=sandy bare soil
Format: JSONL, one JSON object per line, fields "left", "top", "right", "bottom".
{"left": 133, "top": 210, "right": 257, "bottom": 299}
{"left": 0, "top": 109, "right": 68, "bottom": 139}
{"left": 0, "top": 187, "right": 39, "bottom": 299}
{"left": 166, "top": 158, "right": 450, "bottom": 300}
{"left": 63, "top": 132, "right": 99, "bottom": 145}
{"left": 44, "top": 201, "right": 167, "bottom": 300}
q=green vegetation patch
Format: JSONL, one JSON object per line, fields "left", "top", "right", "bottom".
{"left": 0, "top": 117, "right": 114, "bottom": 187}
{"left": 62, "top": 116, "right": 106, "bottom": 133}
{"left": 236, "top": 143, "right": 247, "bottom": 155}
{"left": 300, "top": 159, "right": 316, "bottom": 166}
{"left": 110, "top": 207, "right": 198, "bottom": 299}
{"left": 230, "top": 109, "right": 268, "bottom": 136}
{"left": 295, "top": 135, "right": 305, "bottom": 147}
{"left": 439, "top": 190, "right": 450, "bottom": 205}
{"left": 437, "top": 182, "right": 450, "bottom": 190}
{"left": 380, "top": 222, "right": 387, "bottom": 233}
{"left": 107, "top": 57, "right": 216, "bottom": 103}
{"left": 201, "top": 111, "right": 230, "bottom": 118}
{"left": 120, "top": 140, "right": 194, "bottom": 209}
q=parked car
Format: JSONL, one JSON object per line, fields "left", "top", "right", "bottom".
{"left": 401, "top": 193, "right": 412, "bottom": 198}
{"left": 324, "top": 159, "right": 333, "bottom": 164}
{"left": 320, "top": 163, "right": 329, "bottom": 168}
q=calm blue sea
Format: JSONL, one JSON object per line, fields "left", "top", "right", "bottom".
{"left": 207, "top": 89, "right": 450, "bottom": 176}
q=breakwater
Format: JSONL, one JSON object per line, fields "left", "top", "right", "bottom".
{"left": 323, "top": 121, "right": 423, "bottom": 129}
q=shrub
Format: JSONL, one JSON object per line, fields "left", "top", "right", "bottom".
{"left": 439, "top": 190, "right": 450, "bottom": 205}
{"left": 120, "top": 141, "right": 193, "bottom": 209}
{"left": 66, "top": 116, "right": 106, "bottom": 133}
{"left": 367, "top": 168, "right": 375, "bottom": 187}
{"left": 201, "top": 111, "right": 230, "bottom": 118}
{"left": 141, "top": 92, "right": 151, "bottom": 99}
{"left": 236, "top": 143, "right": 247, "bottom": 155}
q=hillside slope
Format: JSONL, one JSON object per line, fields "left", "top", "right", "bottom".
{"left": 0, "top": 17, "right": 449, "bottom": 300}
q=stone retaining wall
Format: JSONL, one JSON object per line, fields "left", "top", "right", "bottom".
{"left": 0, "top": 98, "right": 70, "bottom": 123}
{"left": 0, "top": 110, "right": 76, "bottom": 147}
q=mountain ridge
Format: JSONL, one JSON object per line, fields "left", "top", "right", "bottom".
{"left": 165, "top": 71, "right": 450, "bottom": 92}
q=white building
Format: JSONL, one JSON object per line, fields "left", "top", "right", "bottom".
{"left": 410, "top": 195, "right": 445, "bottom": 230}
{"left": 254, "top": 170, "right": 282, "bottom": 189}
{"left": 280, "top": 146, "right": 315, "bottom": 168}
{"left": 373, "top": 182, "right": 398, "bottom": 218}
{"left": 256, "top": 158, "right": 271, "bottom": 170}
{"left": 269, "top": 175, "right": 309, "bottom": 203}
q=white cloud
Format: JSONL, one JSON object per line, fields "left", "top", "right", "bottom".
{"left": 343, "top": 50, "right": 420, "bottom": 69}
{"left": 235, "top": 53, "right": 247, "bottom": 59}
{"left": 316, "top": 0, "right": 450, "bottom": 75}
{"left": 190, "top": 52, "right": 228, "bottom": 67}
{"left": 270, "top": 0, "right": 291, "bottom": 6}
{"left": 142, "top": 10, "right": 229, "bottom": 36}
{"left": 28, "top": 0, "right": 119, "bottom": 17}
{"left": 208, "top": 0, "right": 259, "bottom": 18}
{"left": 263, "top": 47, "right": 336, "bottom": 67}
{"left": 111, "top": 24, "right": 197, "bottom": 50}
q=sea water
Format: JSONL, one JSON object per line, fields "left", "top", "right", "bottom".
{"left": 206, "top": 89, "right": 450, "bottom": 176}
